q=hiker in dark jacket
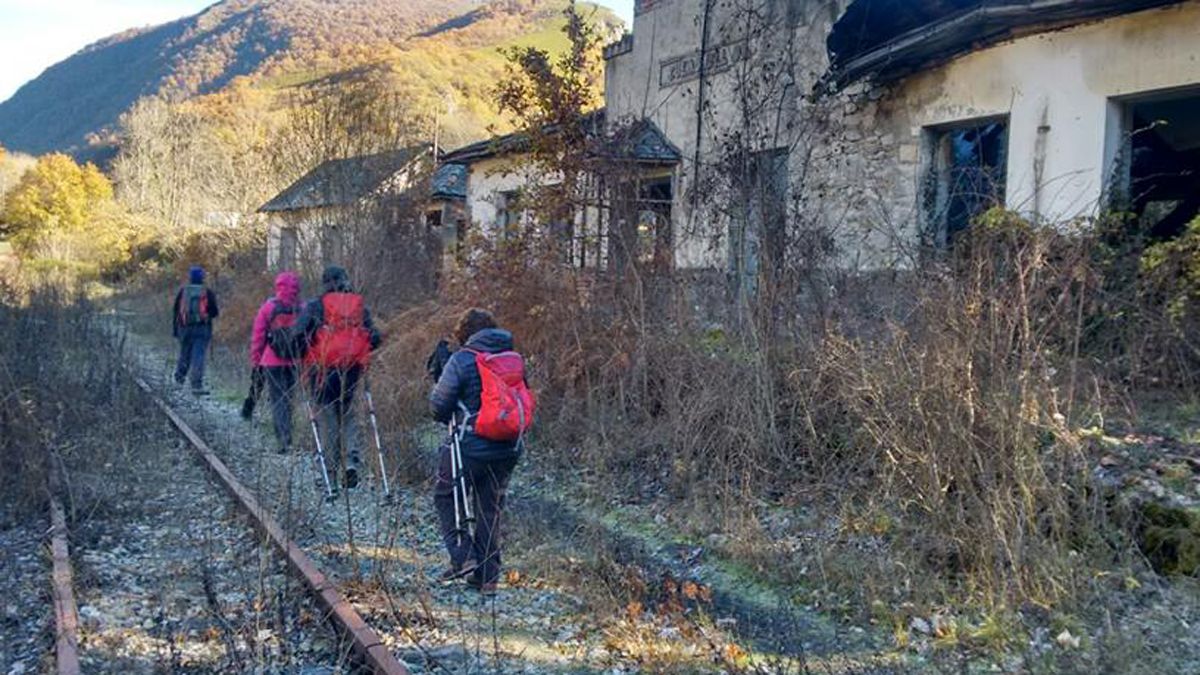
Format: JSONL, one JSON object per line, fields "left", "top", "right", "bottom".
{"left": 172, "top": 265, "right": 220, "bottom": 395}
{"left": 429, "top": 308, "right": 523, "bottom": 594}
{"left": 295, "top": 266, "right": 381, "bottom": 494}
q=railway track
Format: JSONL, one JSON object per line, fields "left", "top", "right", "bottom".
{"left": 40, "top": 367, "right": 410, "bottom": 674}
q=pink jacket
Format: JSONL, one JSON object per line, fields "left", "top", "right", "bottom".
{"left": 250, "top": 271, "right": 302, "bottom": 367}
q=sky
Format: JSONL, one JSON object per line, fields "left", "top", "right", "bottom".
{"left": 0, "top": 0, "right": 636, "bottom": 104}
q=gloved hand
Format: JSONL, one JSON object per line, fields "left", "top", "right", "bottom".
{"left": 242, "top": 366, "right": 265, "bottom": 420}
{"left": 426, "top": 339, "right": 455, "bottom": 383}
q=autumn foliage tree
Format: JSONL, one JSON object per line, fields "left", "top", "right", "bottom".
{"left": 2, "top": 153, "right": 142, "bottom": 276}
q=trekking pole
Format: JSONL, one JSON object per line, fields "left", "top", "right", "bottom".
{"left": 448, "top": 418, "right": 467, "bottom": 546}
{"left": 362, "top": 377, "right": 391, "bottom": 502}
{"left": 449, "top": 406, "right": 475, "bottom": 546}
{"left": 305, "top": 398, "right": 335, "bottom": 501}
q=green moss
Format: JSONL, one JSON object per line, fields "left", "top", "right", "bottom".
{"left": 1140, "top": 502, "right": 1200, "bottom": 576}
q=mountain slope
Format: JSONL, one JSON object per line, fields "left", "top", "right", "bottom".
{"left": 0, "top": 0, "right": 490, "bottom": 156}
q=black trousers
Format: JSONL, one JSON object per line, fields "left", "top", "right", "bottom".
{"left": 309, "top": 367, "right": 362, "bottom": 474}
{"left": 434, "top": 445, "right": 518, "bottom": 585}
{"left": 264, "top": 366, "right": 296, "bottom": 450}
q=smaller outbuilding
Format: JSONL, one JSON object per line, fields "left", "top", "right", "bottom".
{"left": 259, "top": 146, "right": 430, "bottom": 271}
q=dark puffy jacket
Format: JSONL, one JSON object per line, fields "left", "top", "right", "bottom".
{"left": 430, "top": 328, "right": 522, "bottom": 461}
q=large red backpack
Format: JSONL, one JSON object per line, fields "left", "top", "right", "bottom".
{"left": 305, "top": 292, "right": 372, "bottom": 369}
{"left": 468, "top": 349, "right": 536, "bottom": 442}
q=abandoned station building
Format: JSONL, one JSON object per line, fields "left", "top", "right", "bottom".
{"left": 437, "top": 0, "right": 1200, "bottom": 279}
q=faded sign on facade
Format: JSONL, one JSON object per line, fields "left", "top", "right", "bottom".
{"left": 635, "top": 0, "right": 672, "bottom": 16}
{"left": 659, "top": 40, "right": 750, "bottom": 89}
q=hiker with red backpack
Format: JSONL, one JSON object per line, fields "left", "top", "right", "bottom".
{"left": 429, "top": 308, "right": 535, "bottom": 595}
{"left": 247, "top": 271, "right": 303, "bottom": 454}
{"left": 295, "top": 266, "right": 381, "bottom": 497}
{"left": 172, "top": 265, "right": 220, "bottom": 395}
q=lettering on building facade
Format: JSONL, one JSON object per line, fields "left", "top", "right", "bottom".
{"left": 635, "top": 0, "right": 672, "bottom": 16}
{"left": 659, "top": 40, "right": 750, "bottom": 89}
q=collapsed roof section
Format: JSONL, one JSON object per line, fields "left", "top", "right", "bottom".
{"left": 823, "top": 0, "right": 1186, "bottom": 91}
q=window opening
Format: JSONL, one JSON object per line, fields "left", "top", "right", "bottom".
{"left": 926, "top": 119, "right": 1008, "bottom": 246}
{"left": 636, "top": 176, "right": 673, "bottom": 270}
{"left": 1123, "top": 90, "right": 1200, "bottom": 239}
{"left": 278, "top": 227, "right": 297, "bottom": 271}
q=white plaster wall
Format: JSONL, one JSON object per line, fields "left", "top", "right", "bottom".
{"left": 882, "top": 2, "right": 1200, "bottom": 224}
{"left": 463, "top": 157, "right": 563, "bottom": 235}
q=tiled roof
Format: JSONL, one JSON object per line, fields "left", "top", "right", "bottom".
{"left": 431, "top": 162, "right": 467, "bottom": 200}
{"left": 259, "top": 146, "right": 427, "bottom": 213}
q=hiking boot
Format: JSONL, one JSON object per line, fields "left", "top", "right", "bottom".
{"left": 191, "top": 386, "right": 210, "bottom": 396}
{"left": 240, "top": 397, "right": 255, "bottom": 420}
{"left": 343, "top": 468, "right": 359, "bottom": 490}
{"left": 478, "top": 582, "right": 498, "bottom": 597}
{"left": 277, "top": 444, "right": 290, "bottom": 455}
{"left": 438, "top": 559, "right": 478, "bottom": 584}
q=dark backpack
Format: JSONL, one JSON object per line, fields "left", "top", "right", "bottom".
{"left": 426, "top": 339, "right": 454, "bottom": 382}
{"left": 179, "top": 284, "right": 210, "bottom": 326}
{"left": 266, "top": 300, "right": 301, "bottom": 359}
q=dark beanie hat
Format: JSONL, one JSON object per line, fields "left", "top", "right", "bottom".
{"left": 189, "top": 265, "right": 205, "bottom": 284}
{"left": 321, "top": 265, "right": 350, "bottom": 292}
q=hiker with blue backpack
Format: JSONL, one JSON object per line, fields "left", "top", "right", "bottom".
{"left": 246, "top": 271, "right": 303, "bottom": 454}
{"left": 172, "top": 265, "right": 220, "bottom": 396}
{"left": 429, "top": 308, "right": 535, "bottom": 595}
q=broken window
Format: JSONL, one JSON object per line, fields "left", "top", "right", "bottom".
{"left": 425, "top": 208, "right": 442, "bottom": 231}
{"left": 925, "top": 118, "right": 1008, "bottom": 246}
{"left": 321, "top": 224, "right": 345, "bottom": 266}
{"left": 497, "top": 189, "right": 524, "bottom": 235}
{"left": 608, "top": 174, "right": 673, "bottom": 273}
{"left": 1113, "top": 89, "right": 1200, "bottom": 240}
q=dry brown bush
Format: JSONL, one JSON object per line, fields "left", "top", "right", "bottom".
{"left": 792, "top": 215, "right": 1114, "bottom": 607}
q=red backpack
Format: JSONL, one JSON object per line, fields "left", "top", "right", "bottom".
{"left": 305, "top": 292, "right": 372, "bottom": 369}
{"left": 468, "top": 349, "right": 536, "bottom": 442}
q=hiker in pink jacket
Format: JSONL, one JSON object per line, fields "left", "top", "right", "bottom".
{"left": 244, "top": 271, "right": 303, "bottom": 453}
